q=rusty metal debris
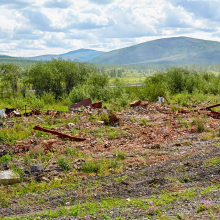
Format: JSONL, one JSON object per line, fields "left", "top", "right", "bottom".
{"left": 68, "top": 98, "right": 92, "bottom": 111}
{"left": 91, "top": 101, "right": 102, "bottom": 109}
{"left": 33, "top": 125, "right": 86, "bottom": 141}
{"left": 198, "top": 103, "right": 220, "bottom": 111}
{"left": 178, "top": 103, "right": 220, "bottom": 119}
{"left": 129, "top": 100, "right": 142, "bottom": 107}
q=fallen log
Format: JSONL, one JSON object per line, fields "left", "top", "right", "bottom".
{"left": 33, "top": 126, "right": 86, "bottom": 141}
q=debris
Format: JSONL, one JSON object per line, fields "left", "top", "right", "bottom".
{"left": 103, "top": 112, "right": 119, "bottom": 124}
{"left": 199, "top": 103, "right": 220, "bottom": 110}
{"left": 33, "top": 125, "right": 86, "bottom": 141}
{"left": 151, "top": 144, "right": 161, "bottom": 149}
{"left": 129, "top": 100, "right": 141, "bottom": 107}
{"left": 30, "top": 164, "right": 43, "bottom": 173}
{"left": 5, "top": 108, "right": 15, "bottom": 116}
{"left": 67, "top": 123, "right": 77, "bottom": 130}
{"left": 41, "top": 139, "right": 57, "bottom": 153}
{"left": 0, "top": 170, "right": 20, "bottom": 185}
{"left": 104, "top": 141, "right": 111, "bottom": 148}
{"left": 24, "top": 105, "right": 41, "bottom": 117}
{"left": 0, "top": 148, "right": 6, "bottom": 157}
{"left": 0, "top": 109, "right": 6, "bottom": 118}
{"left": 91, "top": 101, "right": 102, "bottom": 109}
{"left": 14, "top": 145, "right": 30, "bottom": 154}
{"left": 34, "top": 115, "right": 43, "bottom": 121}
{"left": 158, "top": 97, "right": 164, "bottom": 104}
{"left": 68, "top": 98, "right": 92, "bottom": 111}
{"left": 140, "top": 102, "right": 149, "bottom": 107}
{"left": 6, "top": 121, "right": 15, "bottom": 128}
{"left": 97, "top": 121, "right": 105, "bottom": 125}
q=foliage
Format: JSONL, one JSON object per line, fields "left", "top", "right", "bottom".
{"left": 69, "top": 84, "right": 89, "bottom": 104}
{"left": 26, "top": 59, "right": 91, "bottom": 99}
{"left": 81, "top": 160, "right": 101, "bottom": 174}
{"left": 57, "top": 156, "right": 70, "bottom": 172}
{"left": 0, "top": 63, "right": 21, "bottom": 95}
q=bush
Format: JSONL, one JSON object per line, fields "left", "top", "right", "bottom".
{"left": 69, "top": 85, "right": 89, "bottom": 104}
{"left": 41, "top": 92, "right": 55, "bottom": 104}
{"left": 81, "top": 160, "right": 101, "bottom": 174}
{"left": 58, "top": 156, "right": 70, "bottom": 172}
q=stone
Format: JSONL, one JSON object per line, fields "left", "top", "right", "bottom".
{"left": 0, "top": 170, "right": 20, "bottom": 185}
{"left": 30, "top": 164, "right": 43, "bottom": 173}
{"left": 42, "top": 177, "right": 50, "bottom": 182}
{"left": 67, "top": 123, "right": 77, "bottom": 130}
{"left": 97, "top": 121, "right": 105, "bottom": 125}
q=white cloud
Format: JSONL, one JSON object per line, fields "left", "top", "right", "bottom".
{"left": 0, "top": 0, "right": 220, "bottom": 57}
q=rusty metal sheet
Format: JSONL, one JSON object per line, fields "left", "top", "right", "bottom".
{"left": 68, "top": 98, "right": 92, "bottom": 111}
{"left": 129, "top": 100, "right": 141, "bottom": 107}
{"left": 33, "top": 126, "right": 86, "bottom": 141}
{"left": 91, "top": 101, "right": 102, "bottom": 109}
{"left": 199, "top": 103, "right": 220, "bottom": 111}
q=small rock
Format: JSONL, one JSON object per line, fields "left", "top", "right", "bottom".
{"left": 97, "top": 121, "right": 105, "bottom": 125}
{"left": 30, "top": 164, "right": 43, "bottom": 173}
{"left": 42, "top": 177, "right": 50, "bottom": 182}
{"left": 67, "top": 123, "right": 77, "bottom": 130}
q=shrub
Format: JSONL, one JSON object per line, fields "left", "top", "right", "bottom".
{"left": 41, "top": 92, "right": 55, "bottom": 104}
{"left": 69, "top": 85, "right": 89, "bottom": 104}
{"left": 0, "top": 154, "right": 12, "bottom": 163}
{"left": 196, "top": 119, "right": 205, "bottom": 132}
{"left": 81, "top": 160, "right": 101, "bottom": 174}
{"left": 115, "top": 151, "right": 127, "bottom": 160}
{"left": 58, "top": 156, "right": 70, "bottom": 172}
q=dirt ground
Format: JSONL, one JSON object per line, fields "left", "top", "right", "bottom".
{"left": 0, "top": 102, "right": 220, "bottom": 219}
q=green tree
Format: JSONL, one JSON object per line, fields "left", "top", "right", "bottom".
{"left": 0, "top": 63, "right": 21, "bottom": 94}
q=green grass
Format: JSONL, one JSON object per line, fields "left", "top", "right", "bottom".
{"left": 109, "top": 77, "right": 145, "bottom": 85}
{"left": 2, "top": 184, "right": 220, "bottom": 220}
{"left": 203, "top": 156, "right": 220, "bottom": 167}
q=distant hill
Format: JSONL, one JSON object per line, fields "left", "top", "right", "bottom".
{"left": 90, "top": 37, "right": 220, "bottom": 65}
{"left": 0, "top": 55, "right": 36, "bottom": 67}
{"left": 27, "top": 49, "right": 104, "bottom": 62}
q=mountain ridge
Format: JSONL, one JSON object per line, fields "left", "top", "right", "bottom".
{"left": 27, "top": 48, "right": 104, "bottom": 62}
{"left": 90, "top": 36, "right": 220, "bottom": 65}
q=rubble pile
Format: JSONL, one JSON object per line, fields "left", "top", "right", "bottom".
{"left": 1, "top": 98, "right": 220, "bottom": 185}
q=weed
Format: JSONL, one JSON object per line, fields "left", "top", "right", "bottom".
{"left": 108, "top": 130, "right": 118, "bottom": 139}
{"left": 197, "top": 204, "right": 208, "bottom": 213}
{"left": 139, "top": 118, "right": 150, "bottom": 126}
{"left": 108, "top": 158, "right": 120, "bottom": 170}
{"left": 81, "top": 160, "right": 101, "bottom": 174}
{"left": 1, "top": 198, "right": 10, "bottom": 208}
{"left": 0, "top": 154, "right": 12, "bottom": 163}
{"left": 115, "top": 150, "right": 127, "bottom": 160}
{"left": 196, "top": 118, "right": 205, "bottom": 132}
{"left": 57, "top": 156, "right": 70, "bottom": 172}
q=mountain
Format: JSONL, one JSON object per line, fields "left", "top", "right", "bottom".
{"left": 90, "top": 37, "right": 220, "bottom": 65}
{"left": 27, "top": 49, "right": 104, "bottom": 62}
{"left": 0, "top": 55, "right": 36, "bottom": 66}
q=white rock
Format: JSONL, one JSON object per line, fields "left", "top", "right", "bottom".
{"left": 0, "top": 170, "right": 20, "bottom": 185}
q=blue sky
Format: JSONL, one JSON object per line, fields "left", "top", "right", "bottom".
{"left": 0, "top": 0, "right": 220, "bottom": 57}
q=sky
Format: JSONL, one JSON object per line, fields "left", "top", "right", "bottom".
{"left": 0, "top": 0, "right": 220, "bottom": 57}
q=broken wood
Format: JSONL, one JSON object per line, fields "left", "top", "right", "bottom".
{"left": 33, "top": 126, "right": 86, "bottom": 141}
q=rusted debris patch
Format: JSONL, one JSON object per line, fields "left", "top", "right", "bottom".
{"left": 33, "top": 126, "right": 86, "bottom": 141}
{"left": 68, "top": 98, "right": 92, "bottom": 111}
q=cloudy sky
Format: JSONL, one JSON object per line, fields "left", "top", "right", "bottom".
{"left": 0, "top": 0, "right": 220, "bottom": 57}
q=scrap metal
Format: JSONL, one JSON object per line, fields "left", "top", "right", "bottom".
{"left": 33, "top": 125, "right": 86, "bottom": 141}
{"left": 68, "top": 98, "right": 92, "bottom": 111}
